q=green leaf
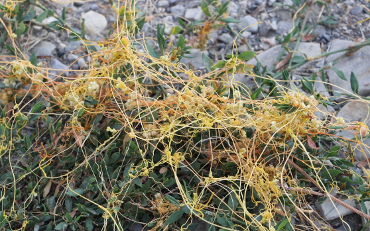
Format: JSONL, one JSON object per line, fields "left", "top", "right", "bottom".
{"left": 133, "top": 177, "right": 142, "bottom": 187}
{"left": 21, "top": 10, "right": 36, "bottom": 21}
{"left": 282, "top": 70, "right": 290, "bottom": 80}
{"left": 321, "top": 169, "right": 343, "bottom": 179}
{"left": 332, "top": 68, "right": 347, "bottom": 81}
{"left": 163, "top": 210, "right": 184, "bottom": 226}
{"left": 65, "top": 213, "right": 73, "bottom": 223}
{"left": 81, "top": 18, "right": 86, "bottom": 39}
{"left": 350, "top": 71, "right": 359, "bottom": 95}
{"left": 65, "top": 197, "right": 72, "bottom": 212}
{"left": 251, "top": 87, "right": 262, "bottom": 100}
{"left": 145, "top": 41, "right": 160, "bottom": 59}
{"left": 62, "top": 7, "right": 66, "bottom": 21}
{"left": 36, "top": 10, "right": 49, "bottom": 23}
{"left": 55, "top": 222, "right": 68, "bottom": 230}
{"left": 165, "top": 195, "right": 180, "bottom": 206}
{"left": 201, "top": 0, "right": 211, "bottom": 17}
{"left": 170, "top": 26, "right": 183, "bottom": 35}
{"left": 301, "top": 77, "right": 314, "bottom": 94}
{"left": 177, "top": 17, "right": 186, "bottom": 27}
{"left": 85, "top": 218, "right": 93, "bottom": 230}
{"left": 177, "top": 35, "right": 185, "bottom": 49}
{"left": 66, "top": 188, "right": 84, "bottom": 197}
{"left": 326, "top": 146, "right": 340, "bottom": 157}
{"left": 16, "top": 22, "right": 26, "bottom": 38}
{"left": 24, "top": 135, "right": 31, "bottom": 150}
{"left": 276, "top": 218, "right": 290, "bottom": 231}
{"left": 29, "top": 52, "right": 38, "bottom": 66}
{"left": 157, "top": 24, "right": 166, "bottom": 55}
{"left": 219, "top": 18, "right": 241, "bottom": 23}
{"left": 213, "top": 60, "right": 227, "bottom": 69}
{"left": 227, "top": 192, "right": 238, "bottom": 210}
{"left": 202, "top": 53, "right": 214, "bottom": 72}
{"left": 237, "top": 51, "right": 256, "bottom": 61}
{"left": 47, "top": 21, "right": 63, "bottom": 30}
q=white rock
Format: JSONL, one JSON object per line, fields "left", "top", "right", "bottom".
{"left": 34, "top": 41, "right": 56, "bottom": 57}
{"left": 335, "top": 101, "right": 370, "bottom": 161}
{"left": 42, "top": 17, "right": 58, "bottom": 25}
{"left": 185, "top": 8, "right": 203, "bottom": 21}
{"left": 81, "top": 11, "right": 107, "bottom": 38}
{"left": 33, "top": 25, "right": 42, "bottom": 31}
{"left": 326, "top": 39, "right": 370, "bottom": 96}
{"left": 157, "top": 0, "right": 169, "bottom": 7}
{"left": 239, "top": 16, "right": 259, "bottom": 33}
{"left": 315, "top": 197, "right": 357, "bottom": 221}
{"left": 171, "top": 4, "right": 185, "bottom": 16}
{"left": 180, "top": 49, "right": 208, "bottom": 70}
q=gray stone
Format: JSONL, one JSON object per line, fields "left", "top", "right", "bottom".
{"left": 181, "top": 49, "right": 208, "bottom": 70}
{"left": 218, "top": 33, "right": 234, "bottom": 44}
{"left": 277, "top": 21, "right": 292, "bottom": 34}
{"left": 227, "top": 2, "right": 239, "bottom": 14}
{"left": 158, "top": 0, "right": 169, "bottom": 7}
{"left": 81, "top": 11, "right": 107, "bottom": 38}
{"left": 128, "top": 223, "right": 143, "bottom": 231}
{"left": 242, "top": 31, "right": 252, "bottom": 38}
{"left": 246, "top": 42, "right": 320, "bottom": 70}
{"left": 65, "top": 41, "right": 82, "bottom": 52}
{"left": 66, "top": 54, "right": 78, "bottom": 62}
{"left": 78, "top": 58, "right": 86, "bottom": 68}
{"left": 315, "top": 81, "right": 330, "bottom": 97}
{"left": 34, "top": 41, "right": 56, "bottom": 57}
{"left": 73, "top": 1, "right": 84, "bottom": 7}
{"left": 315, "top": 197, "right": 357, "bottom": 221}
{"left": 90, "top": 4, "right": 99, "bottom": 11}
{"left": 169, "top": 0, "right": 181, "bottom": 3}
{"left": 239, "top": 16, "right": 259, "bottom": 33}
{"left": 335, "top": 101, "right": 370, "bottom": 161}
{"left": 315, "top": 104, "right": 334, "bottom": 120}
{"left": 312, "top": 25, "right": 326, "bottom": 37}
{"left": 54, "top": 1, "right": 72, "bottom": 7}
{"left": 49, "top": 59, "right": 69, "bottom": 79}
{"left": 350, "top": 6, "right": 363, "bottom": 15}
{"left": 171, "top": 4, "right": 185, "bottom": 16}
{"left": 293, "top": 42, "right": 321, "bottom": 58}
{"left": 326, "top": 39, "right": 370, "bottom": 96}
{"left": 185, "top": 8, "right": 203, "bottom": 21}
{"left": 231, "top": 74, "right": 257, "bottom": 88}
{"left": 268, "top": 0, "right": 276, "bottom": 7}
{"left": 270, "top": 20, "right": 278, "bottom": 31}
{"left": 259, "top": 22, "right": 270, "bottom": 36}
{"left": 283, "top": 0, "right": 294, "bottom": 5}
{"left": 247, "top": 45, "right": 284, "bottom": 69}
